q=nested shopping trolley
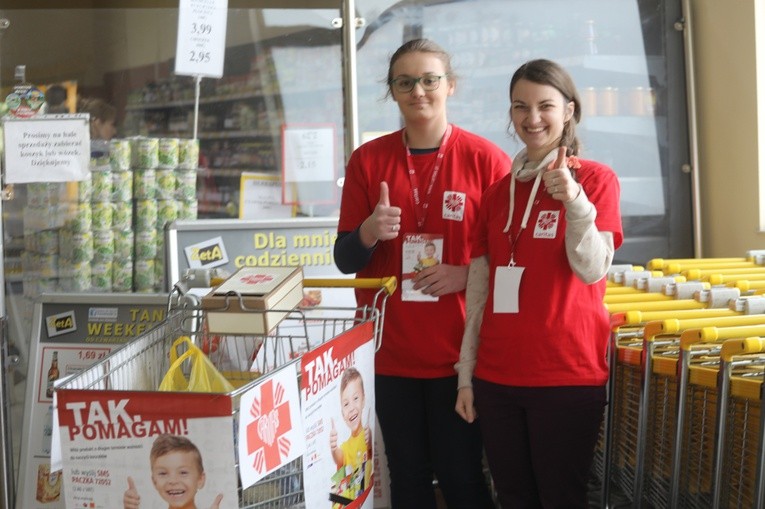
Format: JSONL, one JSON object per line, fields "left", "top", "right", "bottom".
{"left": 55, "top": 274, "right": 396, "bottom": 509}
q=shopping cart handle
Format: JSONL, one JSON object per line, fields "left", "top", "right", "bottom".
{"left": 720, "top": 336, "right": 765, "bottom": 361}
{"left": 303, "top": 277, "right": 398, "bottom": 296}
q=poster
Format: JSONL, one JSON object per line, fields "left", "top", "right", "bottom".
{"left": 56, "top": 390, "right": 238, "bottom": 509}
{"left": 401, "top": 233, "right": 444, "bottom": 302}
{"left": 237, "top": 364, "right": 304, "bottom": 489}
{"left": 301, "top": 322, "right": 376, "bottom": 509}
{"left": 16, "top": 295, "right": 169, "bottom": 509}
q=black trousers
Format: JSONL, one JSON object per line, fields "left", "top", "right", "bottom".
{"left": 473, "top": 379, "right": 606, "bottom": 509}
{"left": 376, "top": 374, "right": 495, "bottom": 509}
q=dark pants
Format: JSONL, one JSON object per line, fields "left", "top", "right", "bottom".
{"left": 376, "top": 375, "right": 494, "bottom": 509}
{"left": 473, "top": 379, "right": 606, "bottom": 509}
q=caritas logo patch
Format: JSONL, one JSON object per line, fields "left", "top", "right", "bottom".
{"left": 533, "top": 210, "right": 559, "bottom": 238}
{"left": 442, "top": 190, "right": 466, "bottom": 221}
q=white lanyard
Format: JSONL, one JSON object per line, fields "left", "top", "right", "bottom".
{"left": 506, "top": 170, "right": 543, "bottom": 266}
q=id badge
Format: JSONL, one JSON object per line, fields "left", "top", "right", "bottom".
{"left": 494, "top": 266, "right": 524, "bottom": 313}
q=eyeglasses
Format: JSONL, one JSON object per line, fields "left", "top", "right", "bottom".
{"left": 390, "top": 74, "right": 448, "bottom": 93}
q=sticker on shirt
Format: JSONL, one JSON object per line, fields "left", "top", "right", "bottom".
{"left": 442, "top": 191, "right": 466, "bottom": 221}
{"left": 401, "top": 233, "right": 443, "bottom": 302}
{"left": 533, "top": 210, "right": 560, "bottom": 238}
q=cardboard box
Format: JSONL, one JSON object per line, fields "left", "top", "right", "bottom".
{"left": 201, "top": 266, "right": 304, "bottom": 334}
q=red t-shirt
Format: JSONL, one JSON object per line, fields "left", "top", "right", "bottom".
{"left": 337, "top": 125, "right": 510, "bottom": 378}
{"left": 472, "top": 159, "right": 623, "bottom": 387}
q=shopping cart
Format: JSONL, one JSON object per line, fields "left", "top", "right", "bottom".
{"left": 55, "top": 275, "right": 396, "bottom": 509}
{"left": 674, "top": 335, "right": 765, "bottom": 509}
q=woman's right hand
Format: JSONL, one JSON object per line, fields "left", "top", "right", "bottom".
{"left": 455, "top": 387, "right": 477, "bottom": 423}
{"left": 360, "top": 181, "right": 402, "bottom": 247}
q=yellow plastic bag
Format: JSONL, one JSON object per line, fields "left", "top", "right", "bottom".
{"left": 158, "top": 336, "right": 235, "bottom": 393}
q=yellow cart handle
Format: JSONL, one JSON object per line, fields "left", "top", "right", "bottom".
{"left": 721, "top": 336, "right": 765, "bottom": 361}
{"left": 304, "top": 277, "right": 398, "bottom": 297}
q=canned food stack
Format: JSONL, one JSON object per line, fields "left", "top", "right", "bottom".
{"left": 22, "top": 183, "right": 68, "bottom": 296}
{"left": 110, "top": 139, "right": 133, "bottom": 292}
{"left": 132, "top": 137, "right": 160, "bottom": 293}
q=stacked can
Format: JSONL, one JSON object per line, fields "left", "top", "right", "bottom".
{"left": 88, "top": 147, "right": 115, "bottom": 293}
{"left": 133, "top": 137, "right": 160, "bottom": 292}
{"left": 58, "top": 166, "right": 95, "bottom": 293}
{"left": 110, "top": 139, "right": 133, "bottom": 292}
{"left": 22, "top": 183, "right": 65, "bottom": 296}
{"left": 176, "top": 138, "right": 199, "bottom": 222}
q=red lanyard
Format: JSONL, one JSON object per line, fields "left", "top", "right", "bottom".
{"left": 403, "top": 124, "right": 452, "bottom": 229}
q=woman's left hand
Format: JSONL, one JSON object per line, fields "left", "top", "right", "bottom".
{"left": 542, "top": 146, "right": 578, "bottom": 203}
{"left": 412, "top": 264, "right": 468, "bottom": 296}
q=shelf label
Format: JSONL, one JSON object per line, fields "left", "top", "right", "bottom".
{"left": 175, "top": 0, "right": 228, "bottom": 78}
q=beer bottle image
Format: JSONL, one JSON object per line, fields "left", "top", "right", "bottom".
{"left": 46, "top": 352, "right": 59, "bottom": 398}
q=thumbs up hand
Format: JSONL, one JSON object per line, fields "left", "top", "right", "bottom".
{"left": 360, "top": 181, "right": 402, "bottom": 247}
{"left": 123, "top": 476, "right": 140, "bottom": 509}
{"left": 542, "top": 146, "right": 578, "bottom": 203}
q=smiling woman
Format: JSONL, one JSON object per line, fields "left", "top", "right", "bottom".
{"left": 334, "top": 38, "right": 510, "bottom": 508}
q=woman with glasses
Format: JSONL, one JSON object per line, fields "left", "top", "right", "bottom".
{"left": 455, "top": 59, "right": 623, "bottom": 508}
{"left": 334, "top": 38, "right": 509, "bottom": 508}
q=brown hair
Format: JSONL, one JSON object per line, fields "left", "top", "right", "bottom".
{"left": 340, "top": 367, "right": 364, "bottom": 395}
{"left": 150, "top": 434, "right": 204, "bottom": 473}
{"left": 509, "top": 59, "right": 582, "bottom": 156}
{"left": 385, "top": 38, "right": 455, "bottom": 98}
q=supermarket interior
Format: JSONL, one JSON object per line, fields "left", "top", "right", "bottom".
{"left": 0, "top": 0, "right": 764, "bottom": 508}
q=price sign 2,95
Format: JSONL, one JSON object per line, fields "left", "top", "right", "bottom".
{"left": 175, "top": 0, "right": 228, "bottom": 78}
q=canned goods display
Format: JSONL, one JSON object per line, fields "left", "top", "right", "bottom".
{"left": 157, "top": 200, "right": 178, "bottom": 229}
{"left": 175, "top": 170, "right": 197, "bottom": 201}
{"left": 178, "top": 138, "right": 199, "bottom": 170}
{"left": 93, "top": 229, "right": 115, "bottom": 262}
{"left": 133, "top": 137, "right": 159, "bottom": 169}
{"left": 91, "top": 261, "right": 113, "bottom": 292}
{"left": 155, "top": 170, "right": 176, "bottom": 200}
{"left": 135, "top": 200, "right": 158, "bottom": 231}
{"left": 24, "top": 253, "right": 59, "bottom": 278}
{"left": 59, "top": 230, "right": 94, "bottom": 264}
{"left": 156, "top": 229, "right": 165, "bottom": 260}
{"left": 90, "top": 167, "right": 112, "bottom": 202}
{"left": 65, "top": 203, "right": 92, "bottom": 233}
{"left": 59, "top": 261, "right": 92, "bottom": 292}
{"left": 154, "top": 255, "right": 165, "bottom": 290}
{"left": 158, "top": 138, "right": 179, "bottom": 169}
{"left": 133, "top": 169, "right": 156, "bottom": 199}
{"left": 114, "top": 230, "right": 134, "bottom": 259}
{"left": 112, "top": 259, "right": 133, "bottom": 292}
{"left": 111, "top": 171, "right": 133, "bottom": 202}
{"left": 91, "top": 202, "right": 113, "bottom": 230}
{"left": 77, "top": 176, "right": 92, "bottom": 203}
{"left": 27, "top": 183, "right": 64, "bottom": 207}
{"left": 134, "top": 259, "right": 155, "bottom": 292}
{"left": 177, "top": 199, "right": 198, "bottom": 220}
{"left": 109, "top": 139, "right": 132, "bottom": 171}
{"left": 25, "top": 229, "right": 59, "bottom": 255}
{"left": 134, "top": 229, "right": 158, "bottom": 259}
{"left": 112, "top": 202, "right": 133, "bottom": 230}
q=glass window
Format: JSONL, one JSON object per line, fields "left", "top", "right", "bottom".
{"left": 355, "top": 0, "right": 694, "bottom": 264}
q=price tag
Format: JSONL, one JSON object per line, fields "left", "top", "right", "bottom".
{"left": 175, "top": 0, "right": 228, "bottom": 78}
{"left": 282, "top": 125, "right": 335, "bottom": 183}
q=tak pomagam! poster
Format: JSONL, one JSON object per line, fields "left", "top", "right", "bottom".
{"left": 301, "top": 322, "right": 376, "bottom": 509}
{"left": 56, "top": 390, "right": 238, "bottom": 509}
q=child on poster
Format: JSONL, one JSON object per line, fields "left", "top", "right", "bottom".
{"left": 329, "top": 368, "right": 372, "bottom": 505}
{"left": 123, "top": 434, "right": 224, "bottom": 509}
{"left": 401, "top": 234, "right": 444, "bottom": 302}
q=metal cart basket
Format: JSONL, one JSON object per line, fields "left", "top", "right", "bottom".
{"left": 55, "top": 275, "right": 396, "bottom": 509}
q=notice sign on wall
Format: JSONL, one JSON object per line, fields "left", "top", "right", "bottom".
{"left": 2, "top": 114, "right": 90, "bottom": 183}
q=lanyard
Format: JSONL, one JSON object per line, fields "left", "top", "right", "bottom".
{"left": 506, "top": 170, "right": 543, "bottom": 266}
{"left": 403, "top": 124, "right": 453, "bottom": 229}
